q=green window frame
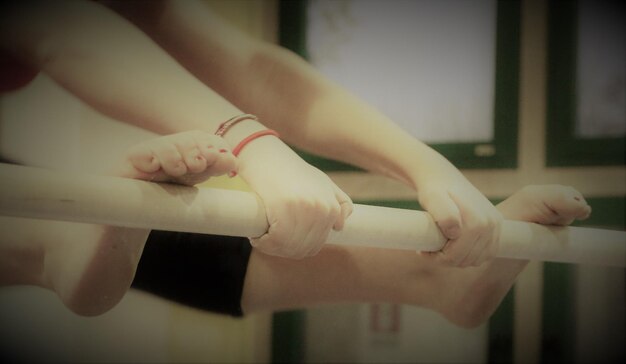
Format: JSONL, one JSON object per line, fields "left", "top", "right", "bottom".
{"left": 279, "top": 0, "right": 521, "bottom": 170}
{"left": 546, "top": 0, "right": 626, "bottom": 167}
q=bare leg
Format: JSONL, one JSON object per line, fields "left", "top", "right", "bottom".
{"left": 241, "top": 185, "right": 591, "bottom": 327}
{"left": 0, "top": 131, "right": 235, "bottom": 316}
{"left": 430, "top": 185, "right": 590, "bottom": 327}
{"left": 0, "top": 217, "right": 150, "bottom": 316}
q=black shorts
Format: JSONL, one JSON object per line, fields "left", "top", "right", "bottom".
{"left": 131, "top": 231, "right": 252, "bottom": 317}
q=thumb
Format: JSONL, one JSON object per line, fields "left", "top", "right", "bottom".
{"left": 333, "top": 186, "right": 353, "bottom": 231}
{"left": 419, "top": 189, "right": 462, "bottom": 240}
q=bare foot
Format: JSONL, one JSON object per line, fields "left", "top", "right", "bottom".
{"left": 116, "top": 130, "right": 237, "bottom": 186}
{"left": 498, "top": 184, "right": 591, "bottom": 225}
{"left": 21, "top": 132, "right": 237, "bottom": 316}
{"left": 422, "top": 184, "right": 591, "bottom": 327}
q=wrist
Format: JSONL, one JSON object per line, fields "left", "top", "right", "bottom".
{"left": 406, "top": 142, "right": 463, "bottom": 187}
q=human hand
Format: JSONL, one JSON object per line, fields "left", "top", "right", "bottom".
{"left": 236, "top": 135, "right": 353, "bottom": 259}
{"left": 415, "top": 163, "right": 502, "bottom": 267}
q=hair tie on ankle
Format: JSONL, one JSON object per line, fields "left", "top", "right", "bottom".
{"left": 215, "top": 114, "right": 258, "bottom": 136}
{"left": 232, "top": 130, "right": 280, "bottom": 156}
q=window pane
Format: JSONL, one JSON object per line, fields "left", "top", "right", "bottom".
{"left": 576, "top": 0, "right": 626, "bottom": 138}
{"left": 307, "top": 0, "right": 497, "bottom": 143}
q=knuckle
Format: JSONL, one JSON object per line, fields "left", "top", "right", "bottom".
{"left": 316, "top": 200, "right": 332, "bottom": 216}
{"left": 293, "top": 196, "right": 338, "bottom": 218}
{"left": 437, "top": 217, "right": 459, "bottom": 230}
{"left": 328, "top": 203, "right": 341, "bottom": 220}
{"left": 291, "top": 195, "right": 315, "bottom": 208}
{"left": 485, "top": 217, "right": 499, "bottom": 230}
{"left": 474, "top": 216, "right": 489, "bottom": 229}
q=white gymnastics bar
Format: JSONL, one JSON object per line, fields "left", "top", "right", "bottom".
{"left": 0, "top": 163, "right": 624, "bottom": 267}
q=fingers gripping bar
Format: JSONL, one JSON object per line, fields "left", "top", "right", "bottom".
{"left": 0, "top": 163, "right": 624, "bottom": 267}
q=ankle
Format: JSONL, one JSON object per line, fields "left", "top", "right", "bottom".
{"left": 437, "top": 259, "right": 529, "bottom": 328}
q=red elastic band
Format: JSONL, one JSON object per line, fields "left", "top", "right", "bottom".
{"left": 232, "top": 130, "right": 280, "bottom": 156}
{"left": 214, "top": 114, "right": 258, "bottom": 136}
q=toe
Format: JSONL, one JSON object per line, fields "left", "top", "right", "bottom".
{"left": 152, "top": 142, "right": 187, "bottom": 177}
{"left": 127, "top": 146, "right": 160, "bottom": 174}
{"left": 198, "top": 136, "right": 237, "bottom": 176}
{"left": 181, "top": 146, "right": 208, "bottom": 174}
